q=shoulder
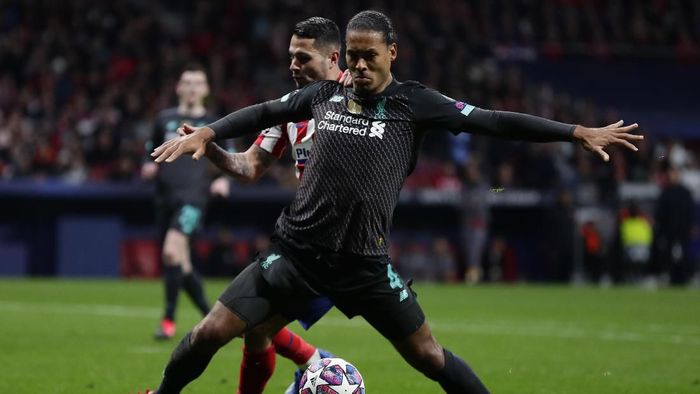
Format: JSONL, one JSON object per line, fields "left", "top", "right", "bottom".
{"left": 401, "top": 80, "right": 445, "bottom": 98}
{"left": 306, "top": 80, "right": 342, "bottom": 103}
{"left": 382, "top": 80, "right": 442, "bottom": 103}
{"left": 389, "top": 80, "right": 428, "bottom": 94}
{"left": 387, "top": 80, "right": 455, "bottom": 108}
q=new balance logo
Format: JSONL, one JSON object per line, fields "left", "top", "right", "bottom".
{"left": 369, "top": 121, "right": 386, "bottom": 139}
{"left": 399, "top": 289, "right": 409, "bottom": 302}
{"left": 260, "top": 254, "right": 281, "bottom": 270}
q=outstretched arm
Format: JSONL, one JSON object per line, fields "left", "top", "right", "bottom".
{"left": 411, "top": 84, "right": 642, "bottom": 161}
{"left": 178, "top": 123, "right": 285, "bottom": 183}
{"left": 463, "top": 108, "right": 641, "bottom": 161}
{"left": 151, "top": 81, "right": 328, "bottom": 163}
{"left": 205, "top": 142, "right": 276, "bottom": 183}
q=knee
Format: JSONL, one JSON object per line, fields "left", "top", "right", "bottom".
{"left": 407, "top": 339, "right": 445, "bottom": 378}
{"left": 162, "top": 247, "right": 180, "bottom": 266}
{"left": 191, "top": 316, "right": 234, "bottom": 351}
{"left": 244, "top": 330, "right": 273, "bottom": 353}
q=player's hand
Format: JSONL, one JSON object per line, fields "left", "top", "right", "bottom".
{"left": 210, "top": 176, "right": 230, "bottom": 198}
{"left": 573, "top": 120, "right": 643, "bottom": 162}
{"left": 177, "top": 124, "right": 195, "bottom": 136}
{"left": 140, "top": 162, "right": 158, "bottom": 179}
{"left": 339, "top": 70, "right": 353, "bottom": 87}
{"left": 178, "top": 122, "right": 220, "bottom": 158}
{"left": 151, "top": 124, "right": 215, "bottom": 163}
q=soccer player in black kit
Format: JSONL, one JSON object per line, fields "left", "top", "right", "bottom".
{"left": 141, "top": 65, "right": 230, "bottom": 340}
{"left": 148, "top": 11, "right": 643, "bottom": 393}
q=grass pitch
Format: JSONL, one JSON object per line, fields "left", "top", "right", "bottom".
{"left": 0, "top": 279, "right": 698, "bottom": 393}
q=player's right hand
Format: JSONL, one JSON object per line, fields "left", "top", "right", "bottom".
{"left": 151, "top": 124, "right": 215, "bottom": 163}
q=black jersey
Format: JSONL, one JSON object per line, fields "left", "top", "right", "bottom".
{"left": 209, "top": 79, "right": 574, "bottom": 256}
{"left": 149, "top": 108, "right": 219, "bottom": 205}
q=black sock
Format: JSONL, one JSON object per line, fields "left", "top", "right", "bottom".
{"left": 182, "top": 270, "right": 211, "bottom": 316}
{"left": 156, "top": 332, "right": 215, "bottom": 394}
{"left": 436, "top": 348, "right": 490, "bottom": 394}
{"left": 163, "top": 265, "right": 183, "bottom": 321}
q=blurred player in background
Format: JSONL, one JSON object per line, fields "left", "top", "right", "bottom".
{"left": 149, "top": 10, "right": 642, "bottom": 394}
{"left": 653, "top": 161, "right": 695, "bottom": 285}
{"left": 141, "top": 64, "right": 230, "bottom": 340}
{"left": 194, "top": 17, "right": 346, "bottom": 394}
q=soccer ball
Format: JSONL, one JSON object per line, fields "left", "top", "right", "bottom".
{"left": 298, "top": 357, "right": 365, "bottom": 394}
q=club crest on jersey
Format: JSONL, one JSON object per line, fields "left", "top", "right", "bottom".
{"left": 347, "top": 99, "right": 362, "bottom": 114}
{"left": 329, "top": 94, "right": 344, "bottom": 102}
{"left": 375, "top": 97, "right": 387, "bottom": 119}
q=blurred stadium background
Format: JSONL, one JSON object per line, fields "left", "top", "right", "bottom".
{"left": 0, "top": 1, "right": 699, "bottom": 393}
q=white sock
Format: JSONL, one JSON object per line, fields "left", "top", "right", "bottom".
{"left": 298, "top": 349, "right": 321, "bottom": 370}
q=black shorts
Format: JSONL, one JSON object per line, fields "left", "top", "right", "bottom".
{"left": 218, "top": 232, "right": 425, "bottom": 340}
{"left": 155, "top": 201, "right": 205, "bottom": 239}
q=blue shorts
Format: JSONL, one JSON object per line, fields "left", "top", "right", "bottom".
{"left": 286, "top": 295, "right": 334, "bottom": 330}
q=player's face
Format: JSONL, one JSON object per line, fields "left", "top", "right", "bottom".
{"left": 289, "top": 35, "right": 334, "bottom": 88}
{"left": 176, "top": 71, "right": 209, "bottom": 106}
{"left": 346, "top": 30, "right": 396, "bottom": 95}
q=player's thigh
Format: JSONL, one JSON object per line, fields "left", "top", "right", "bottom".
{"left": 333, "top": 261, "right": 426, "bottom": 340}
{"left": 162, "top": 228, "right": 190, "bottom": 267}
{"left": 218, "top": 252, "right": 315, "bottom": 332}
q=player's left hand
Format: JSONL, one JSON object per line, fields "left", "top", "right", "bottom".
{"left": 152, "top": 123, "right": 215, "bottom": 163}
{"left": 210, "top": 176, "right": 230, "bottom": 198}
{"left": 573, "top": 120, "right": 643, "bottom": 162}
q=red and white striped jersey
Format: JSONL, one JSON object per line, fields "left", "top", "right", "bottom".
{"left": 254, "top": 119, "right": 315, "bottom": 179}
{"left": 254, "top": 72, "right": 344, "bottom": 179}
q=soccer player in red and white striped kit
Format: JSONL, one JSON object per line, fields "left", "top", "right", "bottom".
{"left": 191, "top": 17, "right": 348, "bottom": 394}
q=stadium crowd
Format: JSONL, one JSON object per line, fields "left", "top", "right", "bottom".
{"left": 1, "top": 0, "right": 698, "bottom": 284}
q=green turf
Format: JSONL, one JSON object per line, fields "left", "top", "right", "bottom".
{"left": 0, "top": 279, "right": 698, "bottom": 393}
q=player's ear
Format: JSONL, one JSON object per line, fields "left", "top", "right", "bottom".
{"left": 328, "top": 49, "right": 340, "bottom": 68}
{"left": 389, "top": 43, "right": 397, "bottom": 61}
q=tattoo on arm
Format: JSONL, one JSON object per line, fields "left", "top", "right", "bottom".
{"left": 206, "top": 143, "right": 274, "bottom": 183}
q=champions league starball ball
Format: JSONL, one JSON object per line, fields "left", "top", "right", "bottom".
{"left": 298, "top": 357, "right": 365, "bottom": 394}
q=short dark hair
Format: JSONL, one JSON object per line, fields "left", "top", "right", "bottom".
{"left": 292, "top": 17, "right": 341, "bottom": 50}
{"left": 346, "top": 10, "right": 397, "bottom": 44}
{"left": 182, "top": 62, "right": 207, "bottom": 75}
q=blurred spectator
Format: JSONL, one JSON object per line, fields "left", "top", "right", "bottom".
{"left": 618, "top": 201, "right": 653, "bottom": 283}
{"left": 430, "top": 237, "right": 457, "bottom": 282}
{"left": 398, "top": 241, "right": 431, "bottom": 281}
{"left": 653, "top": 162, "right": 695, "bottom": 285}
{"left": 483, "top": 236, "right": 518, "bottom": 282}
{"left": 581, "top": 220, "right": 604, "bottom": 284}
{"left": 544, "top": 190, "right": 576, "bottom": 282}
{"left": 460, "top": 157, "right": 490, "bottom": 284}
